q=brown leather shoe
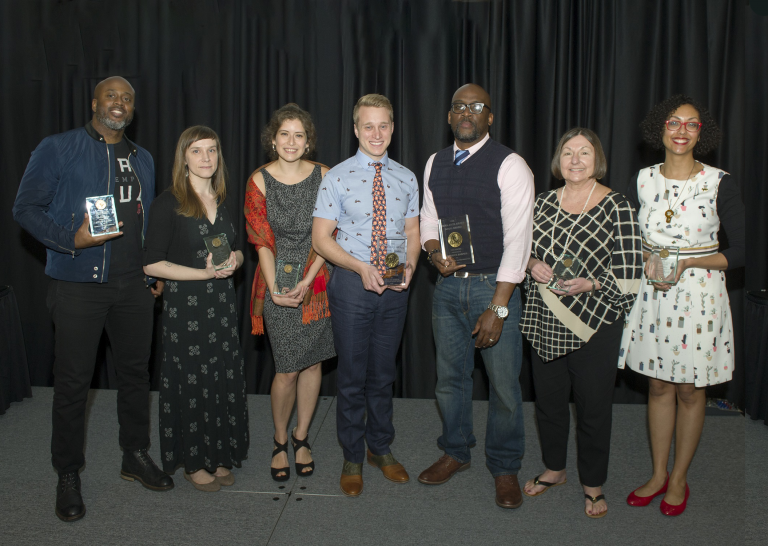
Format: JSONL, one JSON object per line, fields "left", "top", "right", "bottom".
{"left": 366, "top": 450, "right": 409, "bottom": 483}
{"left": 418, "top": 454, "right": 471, "bottom": 485}
{"left": 495, "top": 475, "right": 523, "bottom": 509}
{"left": 340, "top": 460, "right": 363, "bottom": 497}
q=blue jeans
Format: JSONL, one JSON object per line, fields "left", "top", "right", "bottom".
{"left": 432, "top": 274, "right": 524, "bottom": 476}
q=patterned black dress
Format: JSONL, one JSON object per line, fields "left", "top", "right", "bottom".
{"left": 144, "top": 191, "right": 249, "bottom": 473}
{"left": 262, "top": 165, "right": 336, "bottom": 373}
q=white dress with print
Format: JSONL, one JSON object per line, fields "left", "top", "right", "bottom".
{"left": 618, "top": 164, "right": 734, "bottom": 386}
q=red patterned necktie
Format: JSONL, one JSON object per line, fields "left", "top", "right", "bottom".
{"left": 369, "top": 162, "right": 387, "bottom": 275}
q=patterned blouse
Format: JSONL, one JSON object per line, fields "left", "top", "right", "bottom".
{"left": 520, "top": 189, "right": 643, "bottom": 361}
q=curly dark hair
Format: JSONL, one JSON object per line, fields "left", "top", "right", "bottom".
{"left": 261, "top": 103, "right": 317, "bottom": 160}
{"left": 640, "top": 94, "right": 722, "bottom": 156}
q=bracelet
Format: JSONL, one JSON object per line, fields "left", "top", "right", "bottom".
{"left": 589, "top": 277, "right": 596, "bottom": 297}
{"left": 426, "top": 248, "right": 440, "bottom": 266}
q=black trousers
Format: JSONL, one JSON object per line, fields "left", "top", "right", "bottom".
{"left": 530, "top": 318, "right": 622, "bottom": 487}
{"left": 47, "top": 275, "right": 154, "bottom": 473}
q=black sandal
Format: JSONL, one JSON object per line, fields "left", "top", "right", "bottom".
{"left": 291, "top": 427, "right": 315, "bottom": 477}
{"left": 585, "top": 493, "right": 608, "bottom": 519}
{"left": 271, "top": 437, "right": 290, "bottom": 482}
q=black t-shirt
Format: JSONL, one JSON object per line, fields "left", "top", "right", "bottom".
{"left": 109, "top": 140, "right": 145, "bottom": 278}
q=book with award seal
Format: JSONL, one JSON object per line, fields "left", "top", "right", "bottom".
{"left": 85, "top": 195, "right": 119, "bottom": 236}
{"left": 375, "top": 236, "right": 407, "bottom": 286}
{"left": 273, "top": 260, "right": 303, "bottom": 294}
{"left": 203, "top": 233, "right": 233, "bottom": 271}
{"left": 546, "top": 253, "right": 583, "bottom": 293}
{"left": 438, "top": 214, "right": 474, "bottom": 265}
{"left": 646, "top": 246, "right": 680, "bottom": 285}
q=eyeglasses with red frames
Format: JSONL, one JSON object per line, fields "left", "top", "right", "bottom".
{"left": 665, "top": 120, "right": 702, "bottom": 133}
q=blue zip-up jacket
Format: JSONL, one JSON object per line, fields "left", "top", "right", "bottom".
{"left": 13, "top": 122, "right": 155, "bottom": 283}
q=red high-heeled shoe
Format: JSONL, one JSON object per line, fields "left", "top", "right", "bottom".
{"left": 626, "top": 474, "right": 669, "bottom": 506}
{"left": 660, "top": 484, "right": 690, "bottom": 516}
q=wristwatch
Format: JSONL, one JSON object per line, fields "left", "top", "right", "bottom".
{"left": 487, "top": 303, "right": 509, "bottom": 320}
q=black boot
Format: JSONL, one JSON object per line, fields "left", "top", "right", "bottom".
{"left": 121, "top": 449, "right": 174, "bottom": 491}
{"left": 56, "top": 471, "right": 85, "bottom": 522}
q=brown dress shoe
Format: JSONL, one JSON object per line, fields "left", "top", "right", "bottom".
{"left": 495, "top": 475, "right": 523, "bottom": 509}
{"left": 418, "top": 454, "right": 471, "bottom": 485}
{"left": 340, "top": 460, "right": 363, "bottom": 497}
{"left": 366, "top": 450, "right": 409, "bottom": 483}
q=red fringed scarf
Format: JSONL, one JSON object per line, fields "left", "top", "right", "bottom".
{"left": 244, "top": 162, "right": 332, "bottom": 335}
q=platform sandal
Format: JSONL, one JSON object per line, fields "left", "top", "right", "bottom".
{"left": 271, "top": 437, "right": 290, "bottom": 482}
{"left": 291, "top": 427, "right": 315, "bottom": 477}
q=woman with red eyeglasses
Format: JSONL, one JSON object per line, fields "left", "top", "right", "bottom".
{"left": 618, "top": 95, "right": 744, "bottom": 516}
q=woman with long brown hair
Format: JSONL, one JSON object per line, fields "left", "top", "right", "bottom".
{"left": 144, "top": 125, "right": 249, "bottom": 491}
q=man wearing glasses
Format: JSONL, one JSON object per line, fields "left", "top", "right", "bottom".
{"left": 417, "top": 83, "right": 534, "bottom": 508}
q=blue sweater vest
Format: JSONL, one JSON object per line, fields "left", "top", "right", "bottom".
{"left": 430, "top": 139, "right": 512, "bottom": 273}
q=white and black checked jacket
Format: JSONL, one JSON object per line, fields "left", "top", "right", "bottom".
{"left": 520, "top": 190, "right": 643, "bottom": 362}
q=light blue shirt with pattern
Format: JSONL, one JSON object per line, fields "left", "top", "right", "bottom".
{"left": 313, "top": 149, "right": 419, "bottom": 264}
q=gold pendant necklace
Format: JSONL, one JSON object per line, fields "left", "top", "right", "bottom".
{"left": 662, "top": 162, "right": 696, "bottom": 223}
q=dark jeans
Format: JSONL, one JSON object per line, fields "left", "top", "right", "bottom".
{"left": 432, "top": 273, "right": 525, "bottom": 476}
{"left": 47, "top": 275, "right": 154, "bottom": 473}
{"left": 530, "top": 318, "right": 622, "bottom": 487}
{"left": 327, "top": 268, "right": 409, "bottom": 464}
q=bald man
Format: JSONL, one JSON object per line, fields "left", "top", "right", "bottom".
{"left": 14, "top": 76, "right": 173, "bottom": 522}
{"left": 418, "top": 84, "right": 534, "bottom": 508}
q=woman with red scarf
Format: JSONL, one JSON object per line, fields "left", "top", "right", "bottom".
{"left": 245, "top": 104, "right": 335, "bottom": 481}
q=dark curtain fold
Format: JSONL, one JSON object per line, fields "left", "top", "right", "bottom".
{"left": 1, "top": 0, "right": 760, "bottom": 405}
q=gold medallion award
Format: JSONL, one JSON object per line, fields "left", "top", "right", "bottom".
{"left": 284, "top": 264, "right": 293, "bottom": 273}
{"left": 563, "top": 258, "right": 573, "bottom": 268}
{"left": 660, "top": 249, "right": 670, "bottom": 258}
{"left": 95, "top": 199, "right": 107, "bottom": 210}
{"left": 211, "top": 237, "right": 222, "bottom": 248}
{"left": 447, "top": 232, "right": 463, "bottom": 248}
{"left": 385, "top": 253, "right": 400, "bottom": 269}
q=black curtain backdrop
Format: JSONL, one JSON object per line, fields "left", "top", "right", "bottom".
{"left": 2, "top": 0, "right": 764, "bottom": 407}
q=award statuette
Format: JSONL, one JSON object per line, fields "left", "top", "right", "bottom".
{"left": 546, "top": 253, "right": 583, "bottom": 293}
{"left": 85, "top": 195, "right": 119, "bottom": 236}
{"left": 438, "top": 215, "right": 474, "bottom": 265}
{"left": 203, "top": 233, "right": 233, "bottom": 271}
{"left": 646, "top": 246, "right": 680, "bottom": 285}
{"left": 273, "top": 260, "right": 303, "bottom": 294}
{"left": 376, "top": 237, "right": 407, "bottom": 286}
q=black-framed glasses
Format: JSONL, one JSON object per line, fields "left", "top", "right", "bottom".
{"left": 450, "top": 102, "right": 490, "bottom": 115}
{"left": 665, "top": 120, "right": 702, "bottom": 133}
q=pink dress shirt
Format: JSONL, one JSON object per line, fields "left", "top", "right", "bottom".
{"left": 419, "top": 134, "right": 534, "bottom": 284}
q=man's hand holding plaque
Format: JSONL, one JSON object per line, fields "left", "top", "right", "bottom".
{"left": 438, "top": 215, "right": 475, "bottom": 266}
{"left": 376, "top": 237, "right": 407, "bottom": 287}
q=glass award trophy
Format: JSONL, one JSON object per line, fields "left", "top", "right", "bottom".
{"left": 203, "top": 233, "right": 233, "bottom": 271}
{"left": 546, "top": 253, "right": 583, "bottom": 293}
{"left": 85, "top": 195, "right": 119, "bottom": 236}
{"left": 376, "top": 236, "right": 407, "bottom": 286}
{"left": 647, "top": 246, "right": 680, "bottom": 285}
{"left": 273, "top": 260, "right": 302, "bottom": 294}
{"left": 438, "top": 215, "right": 474, "bottom": 265}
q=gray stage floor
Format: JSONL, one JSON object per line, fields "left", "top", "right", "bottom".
{"left": 0, "top": 387, "right": 757, "bottom": 545}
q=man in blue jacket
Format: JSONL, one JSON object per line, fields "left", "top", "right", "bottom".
{"left": 14, "top": 76, "right": 173, "bottom": 522}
